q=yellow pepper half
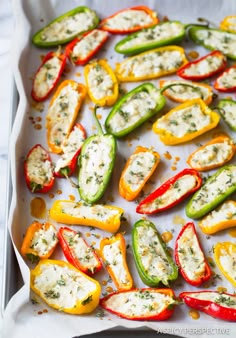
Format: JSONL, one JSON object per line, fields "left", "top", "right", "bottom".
{"left": 84, "top": 59, "right": 119, "bottom": 106}
{"left": 152, "top": 98, "right": 220, "bottom": 145}
{"left": 115, "top": 45, "right": 188, "bottom": 82}
{"left": 199, "top": 200, "right": 236, "bottom": 235}
{"left": 214, "top": 242, "right": 236, "bottom": 287}
{"left": 31, "top": 259, "right": 101, "bottom": 314}
{"left": 46, "top": 80, "right": 86, "bottom": 153}
{"left": 50, "top": 200, "right": 124, "bottom": 233}
{"left": 220, "top": 15, "right": 236, "bottom": 33}
{"left": 119, "top": 146, "right": 160, "bottom": 201}
{"left": 100, "top": 233, "right": 134, "bottom": 291}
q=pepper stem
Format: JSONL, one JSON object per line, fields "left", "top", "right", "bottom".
{"left": 160, "top": 83, "right": 204, "bottom": 100}
{"left": 65, "top": 175, "right": 80, "bottom": 189}
{"left": 92, "top": 105, "right": 104, "bottom": 135}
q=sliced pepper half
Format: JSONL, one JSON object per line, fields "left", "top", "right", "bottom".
{"left": 136, "top": 168, "right": 202, "bottom": 215}
{"left": 179, "top": 290, "right": 236, "bottom": 321}
{"left": 115, "top": 45, "right": 188, "bottom": 82}
{"left": 188, "top": 25, "right": 236, "bottom": 60}
{"left": 100, "top": 233, "right": 133, "bottom": 291}
{"left": 78, "top": 107, "right": 116, "bottom": 204}
{"left": 217, "top": 98, "right": 236, "bottom": 131}
{"left": 46, "top": 80, "right": 86, "bottom": 154}
{"left": 115, "top": 21, "right": 185, "bottom": 55}
{"left": 214, "top": 66, "right": 236, "bottom": 92}
{"left": 58, "top": 227, "right": 102, "bottom": 276}
{"left": 49, "top": 200, "right": 123, "bottom": 233}
{"left": 32, "top": 6, "right": 99, "bottom": 47}
{"left": 105, "top": 83, "right": 166, "bottom": 137}
{"left": 119, "top": 146, "right": 160, "bottom": 201}
{"left": 152, "top": 98, "right": 220, "bottom": 145}
{"left": 187, "top": 135, "right": 236, "bottom": 171}
{"left": 186, "top": 164, "right": 236, "bottom": 219}
{"left": 214, "top": 242, "right": 236, "bottom": 287}
{"left": 24, "top": 144, "right": 54, "bottom": 193}
{"left": 199, "top": 200, "right": 236, "bottom": 235}
{"left": 66, "top": 29, "right": 109, "bottom": 65}
{"left": 220, "top": 15, "right": 236, "bottom": 33}
{"left": 132, "top": 220, "right": 178, "bottom": 286}
{"left": 21, "top": 221, "right": 58, "bottom": 264}
{"left": 84, "top": 59, "right": 118, "bottom": 106}
{"left": 100, "top": 288, "right": 176, "bottom": 321}
{"left": 31, "top": 51, "right": 67, "bottom": 102}
{"left": 175, "top": 222, "right": 211, "bottom": 286}
{"left": 177, "top": 50, "right": 226, "bottom": 81}
{"left": 159, "top": 79, "right": 213, "bottom": 104}
{"left": 99, "top": 6, "right": 158, "bottom": 34}
{"left": 31, "top": 259, "right": 101, "bottom": 314}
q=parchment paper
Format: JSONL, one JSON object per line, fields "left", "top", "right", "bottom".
{"left": 3, "top": 0, "right": 236, "bottom": 337}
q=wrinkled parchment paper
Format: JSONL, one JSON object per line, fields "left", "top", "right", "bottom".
{"left": 3, "top": 0, "right": 236, "bottom": 337}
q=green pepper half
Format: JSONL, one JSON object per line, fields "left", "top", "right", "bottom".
{"left": 217, "top": 99, "right": 236, "bottom": 131}
{"left": 115, "top": 21, "right": 185, "bottom": 55}
{"left": 105, "top": 83, "right": 166, "bottom": 138}
{"left": 32, "top": 6, "right": 99, "bottom": 47}
{"left": 186, "top": 165, "right": 236, "bottom": 219}
{"left": 78, "top": 107, "right": 116, "bottom": 204}
{"left": 132, "top": 219, "right": 178, "bottom": 286}
{"left": 188, "top": 25, "right": 236, "bottom": 60}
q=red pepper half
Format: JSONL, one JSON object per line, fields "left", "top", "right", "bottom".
{"left": 177, "top": 50, "right": 226, "bottom": 81}
{"left": 136, "top": 168, "right": 202, "bottom": 214}
{"left": 54, "top": 123, "right": 86, "bottom": 178}
{"left": 65, "top": 29, "right": 109, "bottom": 65}
{"left": 24, "top": 144, "right": 54, "bottom": 193}
{"left": 214, "top": 66, "right": 236, "bottom": 92}
{"left": 58, "top": 227, "right": 102, "bottom": 276}
{"left": 99, "top": 6, "right": 158, "bottom": 34}
{"left": 31, "top": 51, "right": 67, "bottom": 102}
{"left": 100, "top": 288, "right": 176, "bottom": 321}
{"left": 179, "top": 291, "right": 236, "bottom": 321}
{"left": 175, "top": 222, "right": 211, "bottom": 286}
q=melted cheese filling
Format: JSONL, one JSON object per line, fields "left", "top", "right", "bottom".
{"left": 136, "top": 226, "right": 173, "bottom": 284}
{"left": 120, "top": 22, "right": 183, "bottom": 50}
{"left": 55, "top": 125, "right": 85, "bottom": 172}
{"left": 62, "top": 230, "right": 98, "bottom": 272}
{"left": 33, "top": 56, "right": 62, "bottom": 98}
{"left": 184, "top": 54, "right": 224, "bottom": 76}
{"left": 72, "top": 29, "right": 107, "bottom": 60}
{"left": 156, "top": 103, "right": 211, "bottom": 138}
{"left": 195, "top": 29, "right": 236, "bottom": 57}
{"left": 219, "top": 246, "right": 236, "bottom": 282}
{"left": 177, "top": 226, "right": 205, "bottom": 281}
{"left": 40, "top": 11, "right": 97, "bottom": 42}
{"left": 87, "top": 64, "right": 114, "bottom": 100}
{"left": 47, "top": 83, "right": 80, "bottom": 147}
{"left": 220, "top": 102, "right": 236, "bottom": 127}
{"left": 189, "top": 141, "right": 233, "bottom": 169}
{"left": 187, "top": 292, "right": 236, "bottom": 309}
{"left": 191, "top": 166, "right": 236, "bottom": 209}
{"left": 60, "top": 202, "right": 119, "bottom": 222}
{"left": 107, "top": 89, "right": 160, "bottom": 133}
{"left": 119, "top": 50, "right": 185, "bottom": 77}
{"left": 123, "top": 151, "right": 156, "bottom": 191}
{"left": 27, "top": 146, "right": 53, "bottom": 185}
{"left": 142, "top": 174, "right": 197, "bottom": 212}
{"left": 103, "top": 240, "right": 129, "bottom": 285}
{"left": 31, "top": 225, "right": 57, "bottom": 256}
{"left": 201, "top": 201, "right": 236, "bottom": 227}
{"left": 104, "top": 9, "right": 153, "bottom": 30}
{"left": 104, "top": 290, "right": 175, "bottom": 317}
{"left": 217, "top": 68, "right": 236, "bottom": 89}
{"left": 79, "top": 135, "right": 113, "bottom": 198}
{"left": 34, "top": 264, "right": 96, "bottom": 308}
{"left": 163, "top": 80, "right": 211, "bottom": 101}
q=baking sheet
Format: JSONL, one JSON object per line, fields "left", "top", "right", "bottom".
{"left": 3, "top": 0, "right": 236, "bottom": 337}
